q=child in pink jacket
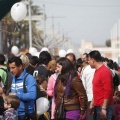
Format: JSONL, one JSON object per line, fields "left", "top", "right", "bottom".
{"left": 47, "top": 73, "right": 58, "bottom": 120}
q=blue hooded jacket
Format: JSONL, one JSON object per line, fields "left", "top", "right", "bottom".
{"left": 11, "top": 70, "right": 36, "bottom": 116}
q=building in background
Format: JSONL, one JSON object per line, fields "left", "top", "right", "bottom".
{"left": 79, "top": 19, "right": 120, "bottom": 63}
{"left": 111, "top": 20, "right": 120, "bottom": 63}
{"left": 79, "top": 39, "right": 119, "bottom": 63}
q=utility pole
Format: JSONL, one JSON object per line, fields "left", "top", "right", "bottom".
{"left": 46, "top": 16, "right": 65, "bottom": 41}
{"left": 117, "top": 20, "right": 120, "bottom": 62}
{"left": 28, "top": 0, "right": 32, "bottom": 48}
{"left": 43, "top": 15, "right": 65, "bottom": 55}
{"left": 43, "top": 4, "right": 46, "bottom": 46}
{"left": 52, "top": 16, "right": 54, "bottom": 40}
{"left": 58, "top": 23, "right": 60, "bottom": 38}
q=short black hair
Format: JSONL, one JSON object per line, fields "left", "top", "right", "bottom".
{"left": 26, "top": 53, "right": 32, "bottom": 60}
{"left": 39, "top": 51, "right": 51, "bottom": 65}
{"left": 107, "top": 59, "right": 114, "bottom": 69}
{"left": 8, "top": 57, "right": 22, "bottom": 66}
{"left": 30, "top": 56, "right": 39, "bottom": 65}
{"left": 83, "top": 53, "right": 88, "bottom": 57}
{"left": 102, "top": 57, "right": 109, "bottom": 62}
{"left": 0, "top": 54, "right": 5, "bottom": 65}
{"left": 113, "top": 62, "right": 119, "bottom": 70}
{"left": 76, "top": 58, "right": 83, "bottom": 69}
{"left": 88, "top": 50, "right": 102, "bottom": 62}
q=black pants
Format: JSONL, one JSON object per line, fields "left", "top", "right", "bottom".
{"left": 18, "top": 112, "right": 37, "bottom": 120}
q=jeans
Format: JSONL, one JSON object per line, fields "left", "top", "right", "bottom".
{"left": 94, "top": 105, "right": 114, "bottom": 120}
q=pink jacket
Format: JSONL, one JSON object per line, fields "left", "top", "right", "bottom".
{"left": 47, "top": 73, "right": 58, "bottom": 119}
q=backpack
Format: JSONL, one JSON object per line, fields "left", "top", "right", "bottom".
{"left": 3, "top": 71, "right": 13, "bottom": 95}
{"left": 22, "top": 73, "right": 37, "bottom": 120}
{"left": 0, "top": 67, "right": 7, "bottom": 83}
{"left": 0, "top": 68, "right": 10, "bottom": 93}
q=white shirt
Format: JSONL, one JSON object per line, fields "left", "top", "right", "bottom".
{"left": 81, "top": 65, "right": 95, "bottom": 102}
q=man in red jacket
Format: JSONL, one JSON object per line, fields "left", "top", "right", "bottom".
{"left": 88, "top": 50, "right": 113, "bottom": 120}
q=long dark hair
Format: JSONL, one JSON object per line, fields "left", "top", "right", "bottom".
{"left": 54, "top": 57, "right": 77, "bottom": 98}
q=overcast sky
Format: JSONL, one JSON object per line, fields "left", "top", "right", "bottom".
{"left": 33, "top": 0, "right": 120, "bottom": 46}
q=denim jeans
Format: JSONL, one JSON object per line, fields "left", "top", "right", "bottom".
{"left": 94, "top": 105, "right": 114, "bottom": 120}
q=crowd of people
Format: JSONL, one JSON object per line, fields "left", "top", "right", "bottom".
{"left": 0, "top": 50, "right": 120, "bottom": 120}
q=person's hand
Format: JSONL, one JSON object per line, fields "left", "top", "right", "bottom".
{"left": 89, "top": 103, "right": 94, "bottom": 115}
{"left": 9, "top": 93, "right": 16, "bottom": 96}
{"left": 100, "top": 109, "right": 106, "bottom": 120}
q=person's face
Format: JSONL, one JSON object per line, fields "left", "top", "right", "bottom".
{"left": 81, "top": 54, "right": 87, "bottom": 62}
{"left": 9, "top": 62, "right": 23, "bottom": 77}
{"left": 4, "top": 101, "right": 11, "bottom": 109}
{"left": 56, "top": 63, "right": 62, "bottom": 74}
{"left": 78, "top": 66, "right": 82, "bottom": 73}
{"left": 88, "top": 56, "right": 95, "bottom": 68}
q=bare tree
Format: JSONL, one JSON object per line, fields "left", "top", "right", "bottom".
{"left": 32, "top": 28, "right": 44, "bottom": 51}
{"left": 45, "top": 33, "right": 68, "bottom": 48}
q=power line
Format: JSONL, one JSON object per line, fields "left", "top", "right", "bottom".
{"left": 35, "top": 1, "right": 120, "bottom": 8}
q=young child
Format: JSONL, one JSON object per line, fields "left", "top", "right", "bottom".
{"left": 35, "top": 75, "right": 48, "bottom": 99}
{"left": 3, "top": 95, "right": 20, "bottom": 120}
{"left": 35, "top": 75, "right": 49, "bottom": 120}
{"left": 47, "top": 73, "right": 58, "bottom": 120}
{"left": 114, "top": 91, "right": 120, "bottom": 120}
